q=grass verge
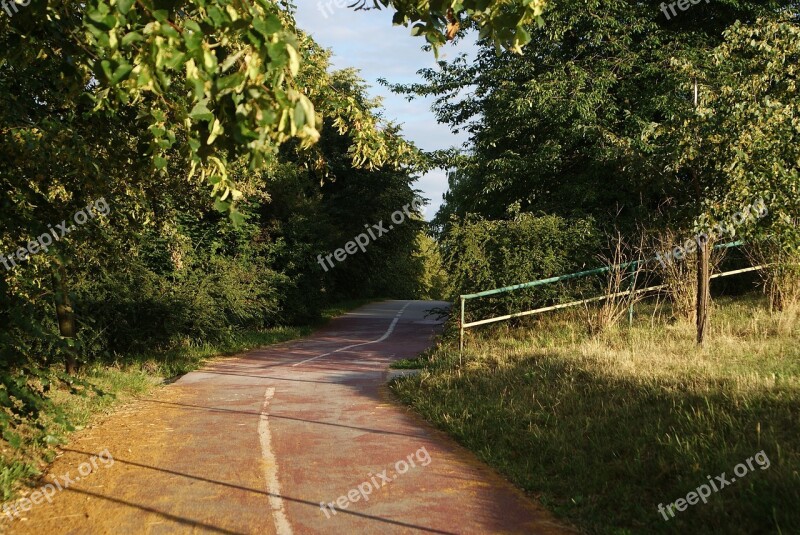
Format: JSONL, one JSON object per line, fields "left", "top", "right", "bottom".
{"left": 390, "top": 294, "right": 800, "bottom": 534}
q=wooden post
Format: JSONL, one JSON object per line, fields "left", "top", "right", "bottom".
{"left": 628, "top": 261, "right": 636, "bottom": 326}
{"left": 697, "top": 237, "right": 710, "bottom": 344}
{"left": 692, "top": 78, "right": 710, "bottom": 345}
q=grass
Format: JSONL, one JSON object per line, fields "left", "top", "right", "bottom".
{"left": 391, "top": 355, "right": 430, "bottom": 369}
{"left": 390, "top": 294, "right": 800, "bottom": 534}
{"left": 318, "top": 298, "right": 382, "bottom": 323}
{"left": 50, "top": 327, "right": 311, "bottom": 433}
{"left": 1, "top": 299, "right": 375, "bottom": 502}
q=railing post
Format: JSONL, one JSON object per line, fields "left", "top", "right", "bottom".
{"left": 628, "top": 261, "right": 637, "bottom": 326}
{"left": 459, "top": 296, "right": 465, "bottom": 363}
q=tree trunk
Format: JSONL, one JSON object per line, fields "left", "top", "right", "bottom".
{"left": 53, "top": 267, "right": 78, "bottom": 374}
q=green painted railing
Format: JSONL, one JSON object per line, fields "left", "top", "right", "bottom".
{"left": 458, "top": 240, "right": 761, "bottom": 354}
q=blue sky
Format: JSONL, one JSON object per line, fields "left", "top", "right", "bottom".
{"left": 294, "top": 3, "right": 477, "bottom": 220}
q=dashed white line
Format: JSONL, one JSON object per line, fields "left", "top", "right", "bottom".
{"left": 291, "top": 302, "right": 411, "bottom": 367}
{"left": 259, "top": 387, "right": 292, "bottom": 535}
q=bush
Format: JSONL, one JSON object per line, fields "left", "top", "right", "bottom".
{"left": 441, "top": 214, "right": 601, "bottom": 317}
{"left": 74, "top": 251, "right": 286, "bottom": 356}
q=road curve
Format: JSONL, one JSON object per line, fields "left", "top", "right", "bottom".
{"left": 4, "top": 300, "right": 574, "bottom": 535}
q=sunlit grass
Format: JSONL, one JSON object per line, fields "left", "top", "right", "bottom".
{"left": 391, "top": 294, "right": 800, "bottom": 534}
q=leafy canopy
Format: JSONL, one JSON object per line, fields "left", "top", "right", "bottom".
{"left": 1, "top": 0, "right": 546, "bottom": 220}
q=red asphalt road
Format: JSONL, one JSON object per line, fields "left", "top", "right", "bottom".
{"left": 4, "top": 300, "right": 574, "bottom": 535}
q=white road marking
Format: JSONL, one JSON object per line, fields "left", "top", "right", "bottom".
{"left": 291, "top": 302, "right": 411, "bottom": 367}
{"left": 259, "top": 387, "right": 292, "bottom": 535}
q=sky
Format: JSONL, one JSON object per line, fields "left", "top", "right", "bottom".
{"left": 293, "top": 3, "right": 477, "bottom": 220}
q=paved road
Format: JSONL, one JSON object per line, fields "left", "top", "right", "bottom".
{"left": 4, "top": 300, "right": 573, "bottom": 534}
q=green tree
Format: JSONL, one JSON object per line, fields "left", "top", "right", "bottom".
{"left": 391, "top": 0, "right": 798, "bottom": 332}
{"left": 678, "top": 17, "right": 800, "bottom": 311}
{"left": 0, "top": 0, "right": 444, "bottom": 451}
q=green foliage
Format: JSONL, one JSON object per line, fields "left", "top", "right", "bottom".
{"left": 3, "top": 0, "right": 539, "bottom": 221}
{"left": 679, "top": 18, "right": 800, "bottom": 251}
{"left": 76, "top": 253, "right": 285, "bottom": 353}
{"left": 0, "top": 0, "right": 438, "bottom": 470}
{"left": 396, "top": 0, "right": 746, "bottom": 233}
{"left": 394, "top": 2, "right": 796, "bottom": 228}
{"left": 415, "top": 233, "right": 448, "bottom": 300}
{"left": 0, "top": 462, "right": 39, "bottom": 502}
{"left": 368, "top": 0, "right": 548, "bottom": 53}
{"left": 441, "top": 213, "right": 601, "bottom": 315}
{"left": 393, "top": 0, "right": 798, "bottom": 304}
{"left": 82, "top": 0, "right": 320, "bottom": 210}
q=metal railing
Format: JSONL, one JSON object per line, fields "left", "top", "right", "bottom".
{"left": 458, "top": 241, "right": 766, "bottom": 353}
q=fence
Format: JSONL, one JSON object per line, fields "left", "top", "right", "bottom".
{"left": 458, "top": 241, "right": 767, "bottom": 353}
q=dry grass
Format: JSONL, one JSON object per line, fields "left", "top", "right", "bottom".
{"left": 391, "top": 294, "right": 800, "bottom": 534}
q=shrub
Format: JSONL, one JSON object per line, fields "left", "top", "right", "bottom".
{"left": 441, "top": 214, "right": 601, "bottom": 317}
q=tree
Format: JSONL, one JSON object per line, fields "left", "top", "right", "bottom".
{"left": 682, "top": 16, "right": 800, "bottom": 312}
{"left": 0, "top": 0, "right": 436, "bottom": 444}
{"left": 389, "top": 0, "right": 798, "bottom": 337}
{"left": 393, "top": 0, "right": 793, "bottom": 233}
{"left": 3, "top": 0, "right": 548, "bottom": 222}
{"left": 352, "top": 0, "right": 547, "bottom": 52}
